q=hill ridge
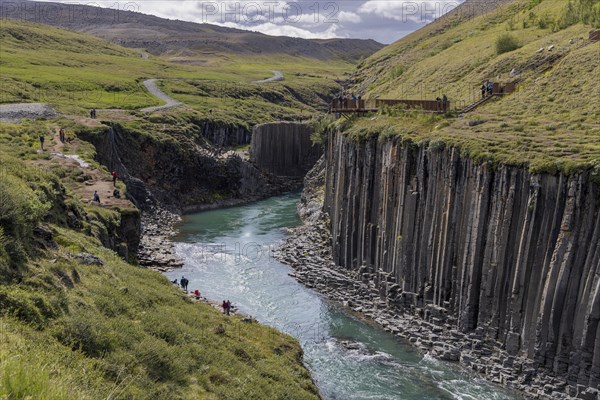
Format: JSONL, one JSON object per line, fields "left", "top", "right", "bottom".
{"left": 1, "top": 0, "right": 383, "bottom": 60}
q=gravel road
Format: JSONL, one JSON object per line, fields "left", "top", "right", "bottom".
{"left": 253, "top": 70, "right": 284, "bottom": 84}
{"left": 140, "top": 79, "right": 182, "bottom": 113}
{"left": 0, "top": 103, "right": 57, "bottom": 123}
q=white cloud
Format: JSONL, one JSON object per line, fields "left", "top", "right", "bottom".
{"left": 358, "top": 1, "right": 461, "bottom": 23}
{"left": 32, "top": 0, "right": 459, "bottom": 43}
{"left": 213, "top": 21, "right": 342, "bottom": 39}
{"left": 337, "top": 11, "right": 362, "bottom": 24}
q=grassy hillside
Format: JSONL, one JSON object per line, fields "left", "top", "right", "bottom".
{"left": 0, "top": 19, "right": 350, "bottom": 121}
{"left": 344, "top": 0, "right": 600, "bottom": 176}
{"left": 0, "top": 121, "right": 320, "bottom": 399}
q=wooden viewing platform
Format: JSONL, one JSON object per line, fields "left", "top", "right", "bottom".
{"left": 330, "top": 82, "right": 518, "bottom": 116}
{"left": 330, "top": 98, "right": 451, "bottom": 115}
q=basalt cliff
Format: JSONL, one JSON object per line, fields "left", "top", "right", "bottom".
{"left": 280, "top": 130, "right": 600, "bottom": 399}
{"left": 279, "top": 2, "right": 600, "bottom": 396}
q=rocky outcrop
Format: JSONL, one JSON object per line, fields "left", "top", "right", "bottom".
{"left": 81, "top": 123, "right": 296, "bottom": 210}
{"left": 317, "top": 131, "right": 599, "bottom": 398}
{"left": 297, "top": 155, "right": 326, "bottom": 223}
{"left": 197, "top": 119, "right": 250, "bottom": 147}
{"left": 79, "top": 121, "right": 304, "bottom": 269}
{"left": 251, "top": 122, "right": 322, "bottom": 177}
{"left": 137, "top": 206, "right": 183, "bottom": 270}
{"left": 115, "top": 208, "right": 141, "bottom": 263}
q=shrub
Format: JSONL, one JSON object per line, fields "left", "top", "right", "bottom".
{"left": 558, "top": 0, "right": 600, "bottom": 29}
{"left": 496, "top": 33, "right": 521, "bottom": 55}
{"left": 0, "top": 288, "right": 44, "bottom": 326}
{"left": 391, "top": 65, "right": 405, "bottom": 78}
{"left": 428, "top": 139, "right": 446, "bottom": 152}
{"left": 537, "top": 13, "right": 553, "bottom": 29}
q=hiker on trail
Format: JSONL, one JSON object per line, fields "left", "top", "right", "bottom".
{"left": 59, "top": 128, "right": 65, "bottom": 143}
{"left": 180, "top": 276, "right": 189, "bottom": 292}
{"left": 93, "top": 190, "right": 100, "bottom": 204}
{"left": 39, "top": 135, "right": 45, "bottom": 151}
{"left": 90, "top": 108, "right": 96, "bottom": 119}
{"left": 436, "top": 97, "right": 442, "bottom": 111}
{"left": 487, "top": 81, "right": 494, "bottom": 96}
{"left": 481, "top": 82, "right": 487, "bottom": 98}
{"left": 193, "top": 289, "right": 200, "bottom": 299}
{"left": 113, "top": 188, "right": 121, "bottom": 199}
{"left": 111, "top": 170, "right": 118, "bottom": 186}
{"left": 442, "top": 94, "right": 448, "bottom": 112}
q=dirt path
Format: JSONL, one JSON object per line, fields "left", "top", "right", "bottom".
{"left": 31, "top": 127, "right": 133, "bottom": 209}
{"left": 140, "top": 79, "right": 183, "bottom": 113}
{"left": 253, "top": 70, "right": 284, "bottom": 84}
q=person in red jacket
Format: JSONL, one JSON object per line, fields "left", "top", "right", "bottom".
{"left": 111, "top": 170, "right": 118, "bottom": 186}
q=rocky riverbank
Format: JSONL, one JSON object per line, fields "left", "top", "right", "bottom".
{"left": 138, "top": 189, "right": 304, "bottom": 271}
{"left": 275, "top": 221, "right": 598, "bottom": 400}
{"left": 138, "top": 205, "right": 183, "bottom": 271}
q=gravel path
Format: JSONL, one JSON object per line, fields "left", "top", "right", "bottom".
{"left": 140, "top": 79, "right": 182, "bottom": 113}
{"left": 253, "top": 70, "right": 284, "bottom": 84}
{"left": 0, "top": 103, "right": 57, "bottom": 123}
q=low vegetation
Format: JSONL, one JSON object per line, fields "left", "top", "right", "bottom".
{"left": 345, "top": 0, "right": 600, "bottom": 177}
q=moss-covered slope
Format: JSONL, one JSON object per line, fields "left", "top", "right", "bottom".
{"left": 345, "top": 0, "right": 599, "bottom": 176}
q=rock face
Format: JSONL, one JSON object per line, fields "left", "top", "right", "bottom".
{"left": 198, "top": 120, "right": 250, "bottom": 147}
{"left": 323, "top": 131, "right": 600, "bottom": 392}
{"left": 251, "top": 122, "right": 322, "bottom": 177}
{"left": 82, "top": 123, "right": 296, "bottom": 210}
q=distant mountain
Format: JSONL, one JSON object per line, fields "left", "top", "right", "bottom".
{"left": 1, "top": 0, "right": 383, "bottom": 61}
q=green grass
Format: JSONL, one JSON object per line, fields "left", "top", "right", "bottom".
{"left": 346, "top": 0, "right": 600, "bottom": 175}
{"left": 0, "top": 235, "right": 321, "bottom": 399}
{"left": 158, "top": 79, "right": 337, "bottom": 127}
{"left": 0, "top": 19, "right": 350, "bottom": 121}
{"left": 0, "top": 129, "right": 320, "bottom": 399}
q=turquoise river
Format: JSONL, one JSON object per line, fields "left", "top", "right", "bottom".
{"left": 165, "top": 193, "right": 521, "bottom": 400}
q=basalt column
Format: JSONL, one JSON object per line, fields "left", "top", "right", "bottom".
{"left": 251, "top": 122, "right": 322, "bottom": 177}
{"left": 324, "top": 130, "right": 600, "bottom": 389}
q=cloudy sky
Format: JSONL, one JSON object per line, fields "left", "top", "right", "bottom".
{"left": 45, "top": 1, "right": 465, "bottom": 44}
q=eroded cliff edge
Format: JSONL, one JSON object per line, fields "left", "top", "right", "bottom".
{"left": 281, "top": 129, "right": 600, "bottom": 399}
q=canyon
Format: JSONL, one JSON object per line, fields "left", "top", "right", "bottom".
{"left": 278, "top": 129, "right": 600, "bottom": 400}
